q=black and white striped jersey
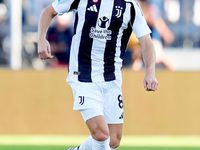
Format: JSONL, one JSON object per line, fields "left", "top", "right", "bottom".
{"left": 52, "top": 0, "right": 151, "bottom": 82}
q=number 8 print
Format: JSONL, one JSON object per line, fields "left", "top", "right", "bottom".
{"left": 118, "top": 94, "right": 123, "bottom": 109}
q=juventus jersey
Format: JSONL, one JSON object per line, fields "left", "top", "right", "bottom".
{"left": 52, "top": 0, "right": 151, "bottom": 83}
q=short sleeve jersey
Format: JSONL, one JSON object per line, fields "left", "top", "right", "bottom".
{"left": 52, "top": 0, "right": 151, "bottom": 83}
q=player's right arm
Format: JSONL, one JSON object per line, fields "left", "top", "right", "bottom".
{"left": 37, "top": 5, "right": 58, "bottom": 60}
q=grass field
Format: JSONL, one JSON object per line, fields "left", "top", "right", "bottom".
{"left": 0, "top": 135, "right": 200, "bottom": 150}
{"left": 1, "top": 145, "right": 200, "bottom": 150}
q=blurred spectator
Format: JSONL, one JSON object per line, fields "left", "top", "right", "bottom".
{"left": 0, "top": 33, "right": 7, "bottom": 65}
{"left": 47, "top": 13, "right": 73, "bottom": 68}
{"left": 0, "top": 0, "right": 8, "bottom": 66}
{"left": 22, "top": 0, "right": 55, "bottom": 27}
{"left": 147, "top": 0, "right": 176, "bottom": 71}
{"left": 128, "top": 0, "right": 177, "bottom": 71}
{"left": 179, "top": 0, "right": 195, "bottom": 24}
{"left": 1, "top": 0, "right": 199, "bottom": 69}
{"left": 126, "top": 32, "right": 142, "bottom": 71}
{"left": 0, "top": 1, "right": 7, "bottom": 24}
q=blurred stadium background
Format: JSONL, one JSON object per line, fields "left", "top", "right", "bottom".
{"left": 0, "top": 0, "right": 200, "bottom": 149}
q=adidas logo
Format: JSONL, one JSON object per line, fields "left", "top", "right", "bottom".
{"left": 119, "top": 112, "right": 124, "bottom": 119}
{"left": 87, "top": 4, "right": 98, "bottom": 12}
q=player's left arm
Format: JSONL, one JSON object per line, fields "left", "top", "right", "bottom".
{"left": 138, "top": 34, "right": 158, "bottom": 91}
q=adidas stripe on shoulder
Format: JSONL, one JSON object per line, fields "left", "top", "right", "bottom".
{"left": 87, "top": 4, "right": 98, "bottom": 12}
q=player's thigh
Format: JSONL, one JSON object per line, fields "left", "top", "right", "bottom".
{"left": 103, "top": 78, "right": 124, "bottom": 124}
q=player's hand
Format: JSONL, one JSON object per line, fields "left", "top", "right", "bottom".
{"left": 37, "top": 38, "right": 53, "bottom": 60}
{"left": 143, "top": 73, "right": 158, "bottom": 91}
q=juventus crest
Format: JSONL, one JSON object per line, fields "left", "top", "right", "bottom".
{"left": 115, "top": 6, "right": 123, "bottom": 18}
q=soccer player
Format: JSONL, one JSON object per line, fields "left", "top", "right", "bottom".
{"left": 37, "top": 0, "right": 158, "bottom": 149}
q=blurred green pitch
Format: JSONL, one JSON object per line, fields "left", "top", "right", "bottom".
{"left": 0, "top": 135, "right": 200, "bottom": 150}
